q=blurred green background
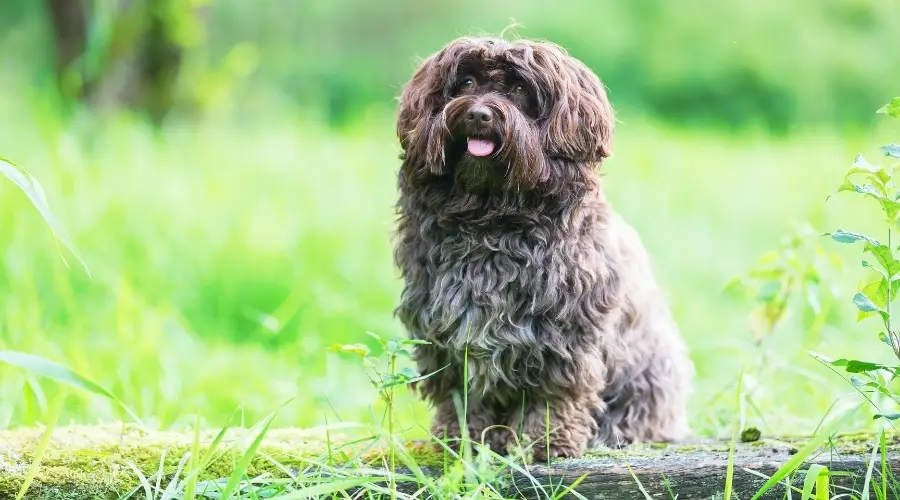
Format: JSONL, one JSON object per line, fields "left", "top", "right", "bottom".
{"left": 1, "top": 0, "right": 898, "bottom": 438}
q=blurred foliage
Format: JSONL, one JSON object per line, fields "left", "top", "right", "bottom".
{"left": 1, "top": 0, "right": 900, "bottom": 435}
{"left": 2, "top": 0, "right": 899, "bottom": 131}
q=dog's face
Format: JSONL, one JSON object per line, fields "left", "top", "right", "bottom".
{"left": 397, "top": 37, "right": 615, "bottom": 193}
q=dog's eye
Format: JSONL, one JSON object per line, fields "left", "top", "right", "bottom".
{"left": 511, "top": 84, "right": 528, "bottom": 96}
{"left": 460, "top": 78, "right": 475, "bottom": 88}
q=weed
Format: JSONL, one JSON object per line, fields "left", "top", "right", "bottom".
{"left": 818, "top": 97, "right": 900, "bottom": 424}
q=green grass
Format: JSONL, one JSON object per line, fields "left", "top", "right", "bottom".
{"left": 1, "top": 87, "right": 898, "bottom": 437}
{"left": 2, "top": 75, "right": 900, "bottom": 497}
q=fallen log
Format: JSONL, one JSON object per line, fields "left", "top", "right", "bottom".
{"left": 0, "top": 424, "right": 897, "bottom": 499}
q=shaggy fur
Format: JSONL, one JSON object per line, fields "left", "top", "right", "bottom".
{"left": 392, "top": 36, "right": 693, "bottom": 460}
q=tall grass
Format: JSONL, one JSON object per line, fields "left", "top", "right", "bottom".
{"left": 1, "top": 83, "right": 898, "bottom": 441}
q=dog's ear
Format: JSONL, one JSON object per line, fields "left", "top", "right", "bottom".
{"left": 539, "top": 48, "right": 615, "bottom": 164}
{"left": 396, "top": 50, "right": 448, "bottom": 161}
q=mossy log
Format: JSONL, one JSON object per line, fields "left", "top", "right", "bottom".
{"left": 1, "top": 424, "right": 898, "bottom": 499}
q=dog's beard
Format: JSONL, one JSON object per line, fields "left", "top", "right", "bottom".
{"left": 425, "top": 97, "right": 548, "bottom": 193}
{"left": 451, "top": 142, "right": 506, "bottom": 192}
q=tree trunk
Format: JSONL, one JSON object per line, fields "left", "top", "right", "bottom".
{"left": 43, "top": 0, "right": 196, "bottom": 123}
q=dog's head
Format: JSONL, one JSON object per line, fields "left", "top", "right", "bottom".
{"left": 397, "top": 36, "right": 614, "bottom": 193}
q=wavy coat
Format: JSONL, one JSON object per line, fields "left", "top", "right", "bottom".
{"left": 393, "top": 36, "right": 693, "bottom": 460}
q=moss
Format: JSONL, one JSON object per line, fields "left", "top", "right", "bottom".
{"left": 3, "top": 425, "right": 897, "bottom": 499}
{"left": 740, "top": 427, "right": 761, "bottom": 443}
{"left": 0, "top": 424, "right": 343, "bottom": 500}
{"left": 403, "top": 442, "right": 446, "bottom": 469}
{"left": 583, "top": 443, "right": 668, "bottom": 460}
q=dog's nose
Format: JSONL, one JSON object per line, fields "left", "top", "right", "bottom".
{"left": 466, "top": 106, "right": 493, "bottom": 124}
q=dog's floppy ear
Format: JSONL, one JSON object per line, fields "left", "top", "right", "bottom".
{"left": 538, "top": 47, "right": 615, "bottom": 164}
{"left": 396, "top": 50, "right": 449, "bottom": 159}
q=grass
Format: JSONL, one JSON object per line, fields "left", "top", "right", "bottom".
{"left": 1, "top": 100, "right": 896, "bottom": 433}
{"left": 2, "top": 71, "right": 900, "bottom": 496}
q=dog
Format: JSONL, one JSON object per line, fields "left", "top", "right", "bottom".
{"left": 392, "top": 36, "right": 693, "bottom": 460}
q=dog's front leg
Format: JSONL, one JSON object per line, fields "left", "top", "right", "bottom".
{"left": 512, "top": 396, "right": 598, "bottom": 461}
{"left": 429, "top": 395, "right": 503, "bottom": 453}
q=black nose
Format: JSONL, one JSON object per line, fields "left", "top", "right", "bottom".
{"left": 465, "top": 106, "right": 493, "bottom": 123}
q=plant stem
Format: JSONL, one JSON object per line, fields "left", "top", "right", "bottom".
{"left": 388, "top": 352, "right": 396, "bottom": 500}
{"left": 890, "top": 227, "right": 899, "bottom": 360}
{"left": 889, "top": 227, "right": 892, "bottom": 328}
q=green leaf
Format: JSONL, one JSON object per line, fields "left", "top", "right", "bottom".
{"left": 852, "top": 154, "right": 880, "bottom": 173}
{"left": 844, "top": 154, "right": 891, "bottom": 186}
{"left": 830, "top": 179, "right": 855, "bottom": 199}
{"left": 386, "top": 338, "right": 401, "bottom": 354}
{"left": 825, "top": 229, "right": 879, "bottom": 245}
{"left": 864, "top": 243, "right": 900, "bottom": 277}
{"left": 380, "top": 362, "right": 450, "bottom": 391}
{"left": 379, "top": 367, "right": 424, "bottom": 390}
{"left": 364, "top": 330, "right": 387, "bottom": 348}
{"left": 854, "top": 183, "right": 886, "bottom": 199}
{"left": 875, "top": 413, "right": 900, "bottom": 420}
{"left": 400, "top": 338, "right": 431, "bottom": 345}
{"left": 877, "top": 97, "right": 900, "bottom": 119}
{"left": 329, "top": 343, "right": 371, "bottom": 357}
{"left": 0, "top": 157, "right": 90, "bottom": 276}
{"left": 880, "top": 198, "right": 900, "bottom": 222}
{"left": 853, "top": 292, "right": 882, "bottom": 313}
{"left": 882, "top": 144, "right": 900, "bottom": 159}
{"left": 855, "top": 278, "right": 900, "bottom": 322}
{"left": 829, "top": 358, "right": 887, "bottom": 373}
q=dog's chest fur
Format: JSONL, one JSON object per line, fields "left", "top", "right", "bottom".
{"left": 397, "top": 199, "right": 616, "bottom": 400}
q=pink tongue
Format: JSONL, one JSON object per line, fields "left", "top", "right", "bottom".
{"left": 467, "top": 138, "right": 495, "bottom": 157}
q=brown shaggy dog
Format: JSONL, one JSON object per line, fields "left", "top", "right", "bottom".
{"left": 392, "top": 36, "right": 693, "bottom": 460}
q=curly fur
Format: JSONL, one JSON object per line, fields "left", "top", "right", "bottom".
{"left": 392, "top": 36, "right": 693, "bottom": 460}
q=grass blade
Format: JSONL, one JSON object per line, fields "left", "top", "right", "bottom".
{"left": 860, "top": 431, "right": 880, "bottom": 500}
{"left": 124, "top": 461, "right": 156, "bottom": 500}
{"left": 160, "top": 451, "right": 191, "bottom": 500}
{"left": 551, "top": 471, "right": 589, "bottom": 500}
{"left": 184, "top": 416, "right": 203, "bottom": 500}
{"left": 0, "top": 350, "right": 141, "bottom": 423}
{"left": 218, "top": 399, "right": 293, "bottom": 500}
{"left": 750, "top": 403, "right": 861, "bottom": 500}
{"left": 625, "top": 463, "right": 654, "bottom": 499}
{"left": 0, "top": 156, "right": 89, "bottom": 276}
{"left": 799, "top": 464, "right": 828, "bottom": 500}
{"left": 276, "top": 477, "right": 385, "bottom": 499}
{"left": 15, "top": 391, "right": 66, "bottom": 500}
{"left": 725, "top": 367, "right": 744, "bottom": 500}
{"left": 0, "top": 351, "right": 112, "bottom": 397}
{"left": 880, "top": 429, "right": 888, "bottom": 500}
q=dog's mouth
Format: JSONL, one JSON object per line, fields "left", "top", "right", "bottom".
{"left": 461, "top": 131, "right": 502, "bottom": 159}
{"left": 466, "top": 137, "right": 496, "bottom": 157}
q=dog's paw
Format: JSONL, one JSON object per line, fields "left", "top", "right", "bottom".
{"left": 531, "top": 441, "right": 585, "bottom": 462}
